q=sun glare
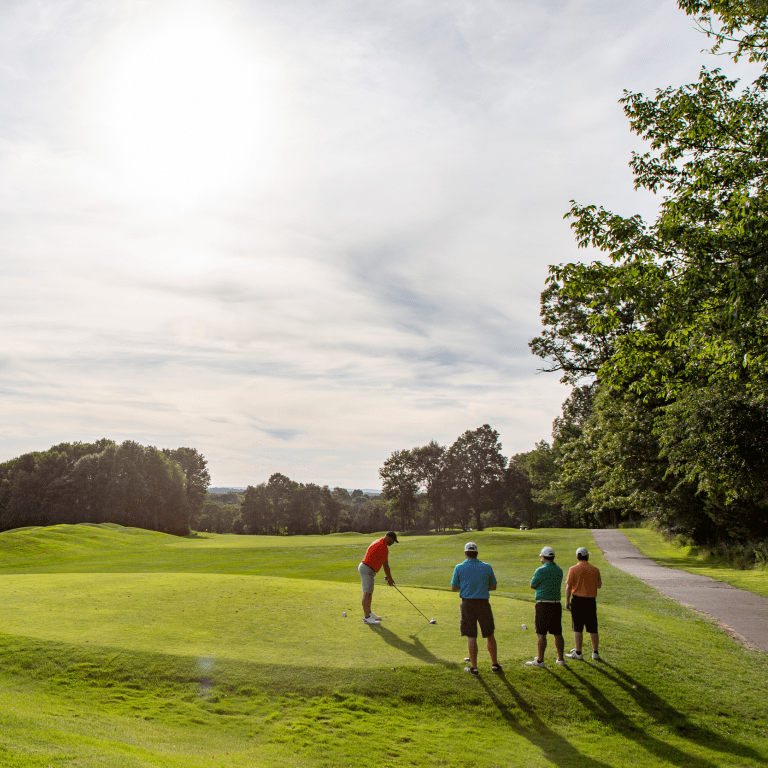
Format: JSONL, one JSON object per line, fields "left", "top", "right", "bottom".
{"left": 92, "top": 2, "right": 284, "bottom": 210}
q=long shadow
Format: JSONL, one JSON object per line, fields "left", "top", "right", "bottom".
{"left": 368, "top": 625, "right": 455, "bottom": 668}
{"left": 552, "top": 664, "right": 721, "bottom": 768}
{"left": 588, "top": 661, "right": 763, "bottom": 764}
{"left": 476, "top": 672, "right": 618, "bottom": 768}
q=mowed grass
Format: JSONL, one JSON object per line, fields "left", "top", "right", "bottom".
{"left": 622, "top": 527, "right": 768, "bottom": 598}
{"left": 0, "top": 525, "right": 766, "bottom": 767}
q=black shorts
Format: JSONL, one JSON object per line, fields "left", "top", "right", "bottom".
{"left": 570, "top": 595, "right": 598, "bottom": 634}
{"left": 460, "top": 599, "right": 495, "bottom": 638}
{"left": 534, "top": 602, "right": 562, "bottom": 636}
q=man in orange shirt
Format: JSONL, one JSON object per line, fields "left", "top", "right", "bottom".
{"left": 358, "top": 531, "right": 398, "bottom": 625}
{"left": 565, "top": 547, "right": 602, "bottom": 661}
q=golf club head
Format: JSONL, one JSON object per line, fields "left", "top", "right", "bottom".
{"left": 429, "top": 618, "right": 437, "bottom": 624}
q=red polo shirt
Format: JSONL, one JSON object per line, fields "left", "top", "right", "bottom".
{"left": 362, "top": 538, "right": 389, "bottom": 573}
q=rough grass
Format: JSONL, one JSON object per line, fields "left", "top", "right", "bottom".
{"left": 623, "top": 527, "right": 768, "bottom": 598}
{"left": 0, "top": 524, "right": 765, "bottom": 767}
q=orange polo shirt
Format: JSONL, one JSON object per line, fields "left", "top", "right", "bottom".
{"left": 362, "top": 538, "right": 389, "bottom": 573}
{"left": 566, "top": 561, "right": 602, "bottom": 598}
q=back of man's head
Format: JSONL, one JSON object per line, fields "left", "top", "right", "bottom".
{"left": 576, "top": 547, "right": 590, "bottom": 562}
{"left": 539, "top": 546, "right": 555, "bottom": 562}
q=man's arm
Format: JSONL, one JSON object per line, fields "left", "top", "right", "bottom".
{"left": 489, "top": 585, "right": 496, "bottom": 591}
{"left": 383, "top": 563, "right": 394, "bottom": 585}
{"left": 452, "top": 585, "right": 460, "bottom": 592}
{"left": 565, "top": 583, "right": 572, "bottom": 609}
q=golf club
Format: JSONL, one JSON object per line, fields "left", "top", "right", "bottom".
{"left": 393, "top": 584, "right": 436, "bottom": 624}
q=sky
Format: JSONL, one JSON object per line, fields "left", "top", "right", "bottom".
{"left": 0, "top": 0, "right": 740, "bottom": 488}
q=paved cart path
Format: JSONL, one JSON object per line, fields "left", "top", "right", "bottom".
{"left": 590, "top": 529, "right": 768, "bottom": 653}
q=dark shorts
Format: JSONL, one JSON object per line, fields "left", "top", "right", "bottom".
{"left": 570, "top": 595, "right": 598, "bottom": 634}
{"left": 460, "top": 599, "right": 495, "bottom": 638}
{"left": 535, "top": 602, "right": 562, "bottom": 636}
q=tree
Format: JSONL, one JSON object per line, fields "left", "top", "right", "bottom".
{"left": 445, "top": 425, "right": 507, "bottom": 531}
{"left": 266, "top": 473, "right": 295, "bottom": 534}
{"left": 317, "top": 486, "right": 342, "bottom": 534}
{"left": 162, "top": 447, "right": 211, "bottom": 530}
{"left": 531, "top": 1, "right": 768, "bottom": 543}
{"left": 240, "top": 484, "right": 269, "bottom": 534}
{"left": 379, "top": 450, "right": 419, "bottom": 530}
{"left": 411, "top": 441, "right": 448, "bottom": 532}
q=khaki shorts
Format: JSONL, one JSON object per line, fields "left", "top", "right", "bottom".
{"left": 358, "top": 561, "right": 375, "bottom": 593}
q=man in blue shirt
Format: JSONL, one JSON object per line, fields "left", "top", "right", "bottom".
{"left": 451, "top": 542, "right": 501, "bottom": 677}
{"left": 526, "top": 546, "right": 566, "bottom": 668}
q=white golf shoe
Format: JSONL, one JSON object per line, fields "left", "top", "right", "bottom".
{"left": 363, "top": 616, "right": 380, "bottom": 625}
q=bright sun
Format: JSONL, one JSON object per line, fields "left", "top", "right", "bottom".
{"left": 92, "top": 1, "right": 284, "bottom": 210}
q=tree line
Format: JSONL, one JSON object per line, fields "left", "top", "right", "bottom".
{"left": 0, "top": 440, "right": 210, "bottom": 536}
{"left": 195, "top": 479, "right": 390, "bottom": 536}
{"left": 380, "top": 425, "right": 515, "bottom": 532}
{"left": 191, "top": 428, "right": 545, "bottom": 537}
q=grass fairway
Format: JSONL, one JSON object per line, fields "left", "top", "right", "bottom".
{"left": 0, "top": 525, "right": 766, "bottom": 767}
{"left": 622, "top": 527, "right": 768, "bottom": 598}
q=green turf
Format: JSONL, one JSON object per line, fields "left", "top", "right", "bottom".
{"left": 0, "top": 524, "right": 766, "bottom": 767}
{"left": 622, "top": 527, "right": 768, "bottom": 598}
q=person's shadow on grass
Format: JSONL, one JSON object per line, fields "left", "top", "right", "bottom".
{"left": 368, "top": 625, "right": 455, "bottom": 668}
{"left": 476, "top": 672, "right": 617, "bottom": 768}
{"left": 585, "top": 661, "right": 764, "bottom": 766}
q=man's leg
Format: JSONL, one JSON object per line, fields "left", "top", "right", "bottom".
{"left": 536, "top": 634, "right": 547, "bottom": 662}
{"left": 467, "top": 637, "right": 479, "bottom": 669}
{"left": 362, "top": 591, "right": 373, "bottom": 618}
{"left": 486, "top": 635, "right": 498, "bottom": 665}
{"left": 573, "top": 631, "right": 583, "bottom": 654}
{"left": 589, "top": 632, "right": 599, "bottom": 654}
{"left": 554, "top": 634, "right": 564, "bottom": 661}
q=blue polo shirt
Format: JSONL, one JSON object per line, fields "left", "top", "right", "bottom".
{"left": 531, "top": 561, "right": 563, "bottom": 601}
{"left": 451, "top": 559, "right": 497, "bottom": 599}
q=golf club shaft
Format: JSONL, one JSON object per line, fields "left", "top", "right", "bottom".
{"left": 393, "top": 584, "right": 430, "bottom": 621}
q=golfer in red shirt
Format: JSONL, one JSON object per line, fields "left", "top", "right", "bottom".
{"left": 358, "top": 531, "right": 398, "bottom": 625}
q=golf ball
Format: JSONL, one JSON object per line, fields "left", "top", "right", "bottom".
{"left": 522, "top": 624, "right": 527, "bottom": 630}
{"left": 342, "top": 612, "right": 347, "bottom": 617}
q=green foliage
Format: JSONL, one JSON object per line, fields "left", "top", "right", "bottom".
{"left": 379, "top": 426, "right": 512, "bottom": 533}
{"left": 529, "top": 0, "right": 768, "bottom": 545}
{"left": 162, "top": 447, "right": 211, "bottom": 525}
{"left": 379, "top": 449, "right": 420, "bottom": 530}
{"left": 444, "top": 425, "right": 507, "bottom": 531}
{"left": 0, "top": 440, "right": 201, "bottom": 536}
{"left": 236, "top": 475, "right": 350, "bottom": 537}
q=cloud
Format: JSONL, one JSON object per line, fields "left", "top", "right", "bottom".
{"left": 0, "top": 0, "right": 746, "bottom": 486}
{"left": 257, "top": 427, "right": 304, "bottom": 442}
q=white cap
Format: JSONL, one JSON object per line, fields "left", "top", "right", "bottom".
{"left": 464, "top": 542, "right": 478, "bottom": 552}
{"left": 576, "top": 547, "right": 590, "bottom": 557}
{"left": 539, "top": 546, "right": 555, "bottom": 558}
